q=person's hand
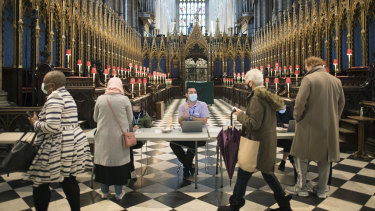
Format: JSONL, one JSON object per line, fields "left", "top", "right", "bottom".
{"left": 283, "top": 124, "right": 289, "bottom": 128}
{"left": 133, "top": 125, "right": 139, "bottom": 131}
{"left": 234, "top": 108, "right": 243, "bottom": 116}
{"left": 28, "top": 112, "right": 38, "bottom": 125}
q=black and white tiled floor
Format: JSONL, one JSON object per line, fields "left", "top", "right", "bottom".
{"left": 1, "top": 99, "right": 375, "bottom": 210}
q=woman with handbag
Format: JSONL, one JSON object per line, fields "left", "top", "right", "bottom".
{"left": 230, "top": 69, "right": 292, "bottom": 211}
{"left": 26, "top": 71, "right": 93, "bottom": 211}
{"left": 129, "top": 102, "right": 152, "bottom": 180}
{"left": 93, "top": 77, "right": 133, "bottom": 200}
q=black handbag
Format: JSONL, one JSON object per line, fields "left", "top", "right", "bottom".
{"left": 0, "top": 131, "right": 40, "bottom": 173}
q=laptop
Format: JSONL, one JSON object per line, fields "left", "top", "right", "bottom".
{"left": 181, "top": 121, "right": 203, "bottom": 132}
{"left": 287, "top": 120, "right": 296, "bottom": 132}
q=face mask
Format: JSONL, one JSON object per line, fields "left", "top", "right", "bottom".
{"left": 189, "top": 94, "right": 198, "bottom": 102}
{"left": 133, "top": 111, "right": 141, "bottom": 117}
{"left": 279, "top": 109, "right": 286, "bottom": 114}
{"left": 41, "top": 83, "right": 48, "bottom": 94}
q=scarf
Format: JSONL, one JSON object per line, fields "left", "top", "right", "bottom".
{"left": 105, "top": 77, "right": 124, "bottom": 95}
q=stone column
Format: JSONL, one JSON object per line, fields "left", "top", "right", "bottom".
{"left": 0, "top": 0, "right": 10, "bottom": 106}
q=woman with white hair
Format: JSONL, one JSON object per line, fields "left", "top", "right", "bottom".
{"left": 229, "top": 69, "right": 292, "bottom": 211}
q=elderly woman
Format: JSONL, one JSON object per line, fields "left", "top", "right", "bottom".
{"left": 230, "top": 69, "right": 292, "bottom": 211}
{"left": 93, "top": 77, "right": 133, "bottom": 200}
{"left": 26, "top": 71, "right": 93, "bottom": 211}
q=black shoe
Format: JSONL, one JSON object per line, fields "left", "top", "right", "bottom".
{"left": 294, "top": 169, "right": 298, "bottom": 183}
{"left": 278, "top": 160, "right": 286, "bottom": 171}
{"left": 183, "top": 168, "right": 191, "bottom": 179}
{"left": 271, "top": 195, "right": 292, "bottom": 211}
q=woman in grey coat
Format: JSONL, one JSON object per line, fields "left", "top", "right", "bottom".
{"left": 93, "top": 77, "right": 133, "bottom": 200}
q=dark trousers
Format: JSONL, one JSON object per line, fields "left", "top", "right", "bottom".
{"left": 129, "top": 141, "right": 145, "bottom": 172}
{"left": 230, "top": 168, "right": 287, "bottom": 209}
{"left": 170, "top": 141, "right": 205, "bottom": 169}
{"left": 277, "top": 139, "right": 295, "bottom": 163}
{"left": 33, "top": 175, "right": 80, "bottom": 211}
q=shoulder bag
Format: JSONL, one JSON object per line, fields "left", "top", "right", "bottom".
{"left": 105, "top": 95, "right": 137, "bottom": 148}
{"left": 0, "top": 131, "right": 41, "bottom": 173}
{"left": 237, "top": 125, "right": 260, "bottom": 173}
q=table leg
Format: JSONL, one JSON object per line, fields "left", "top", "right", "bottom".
{"left": 90, "top": 165, "right": 95, "bottom": 188}
{"left": 195, "top": 141, "right": 198, "bottom": 189}
{"left": 354, "top": 121, "right": 369, "bottom": 159}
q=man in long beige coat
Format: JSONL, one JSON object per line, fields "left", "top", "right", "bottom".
{"left": 286, "top": 56, "right": 345, "bottom": 199}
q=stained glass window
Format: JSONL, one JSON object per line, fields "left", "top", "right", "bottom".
{"left": 179, "top": 0, "right": 206, "bottom": 35}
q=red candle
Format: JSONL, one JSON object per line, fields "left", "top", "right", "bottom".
{"left": 274, "top": 78, "right": 279, "bottom": 84}
{"left": 86, "top": 61, "right": 91, "bottom": 67}
{"left": 267, "top": 64, "right": 271, "bottom": 68}
{"left": 77, "top": 60, "right": 82, "bottom": 65}
{"left": 130, "top": 78, "right": 136, "bottom": 84}
{"left": 296, "top": 64, "right": 300, "bottom": 69}
{"left": 333, "top": 59, "right": 338, "bottom": 65}
{"left": 286, "top": 78, "right": 291, "bottom": 84}
{"left": 275, "top": 63, "right": 279, "bottom": 68}
{"left": 347, "top": 49, "right": 352, "bottom": 55}
{"left": 137, "top": 78, "right": 142, "bottom": 84}
{"left": 65, "top": 49, "right": 71, "bottom": 56}
{"left": 295, "top": 70, "right": 299, "bottom": 75}
{"left": 104, "top": 69, "right": 108, "bottom": 75}
{"left": 143, "top": 78, "right": 147, "bottom": 84}
{"left": 129, "top": 63, "right": 133, "bottom": 67}
{"left": 265, "top": 78, "right": 270, "bottom": 83}
{"left": 91, "top": 67, "right": 97, "bottom": 74}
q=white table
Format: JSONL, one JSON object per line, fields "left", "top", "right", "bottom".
{"left": 0, "top": 132, "right": 36, "bottom": 144}
{"left": 86, "top": 128, "right": 210, "bottom": 189}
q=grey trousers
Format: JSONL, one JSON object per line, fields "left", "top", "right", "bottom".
{"left": 294, "top": 157, "right": 330, "bottom": 194}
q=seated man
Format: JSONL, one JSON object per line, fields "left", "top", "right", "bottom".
{"left": 170, "top": 87, "right": 210, "bottom": 179}
{"left": 129, "top": 102, "right": 152, "bottom": 180}
{"left": 276, "top": 105, "right": 295, "bottom": 172}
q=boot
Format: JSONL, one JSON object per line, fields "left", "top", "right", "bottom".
{"left": 278, "top": 160, "right": 286, "bottom": 171}
{"left": 270, "top": 194, "right": 292, "bottom": 211}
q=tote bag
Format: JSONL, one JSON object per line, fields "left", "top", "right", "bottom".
{"left": 237, "top": 136, "right": 260, "bottom": 173}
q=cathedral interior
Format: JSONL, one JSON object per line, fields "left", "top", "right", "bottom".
{"left": 0, "top": 0, "right": 375, "bottom": 210}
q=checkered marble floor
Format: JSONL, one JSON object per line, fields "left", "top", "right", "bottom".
{"left": 0, "top": 99, "right": 375, "bottom": 211}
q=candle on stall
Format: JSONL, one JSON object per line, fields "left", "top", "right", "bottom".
{"left": 237, "top": 73, "right": 241, "bottom": 83}
{"left": 137, "top": 78, "right": 142, "bottom": 96}
{"left": 274, "top": 78, "right": 279, "bottom": 95}
{"left": 265, "top": 78, "right": 270, "bottom": 89}
{"left": 135, "top": 64, "right": 138, "bottom": 76}
{"left": 143, "top": 67, "right": 146, "bottom": 77}
{"left": 143, "top": 78, "right": 147, "bottom": 94}
{"left": 289, "top": 65, "right": 293, "bottom": 76}
{"left": 267, "top": 64, "right": 271, "bottom": 76}
{"left": 116, "top": 67, "right": 120, "bottom": 78}
{"left": 295, "top": 69, "right": 299, "bottom": 86}
{"left": 130, "top": 78, "right": 135, "bottom": 98}
{"left": 286, "top": 77, "right": 291, "bottom": 98}
{"left": 121, "top": 67, "right": 124, "bottom": 79}
{"left": 241, "top": 72, "right": 245, "bottom": 83}
{"left": 283, "top": 66, "right": 287, "bottom": 77}
{"left": 66, "top": 49, "right": 71, "bottom": 69}
{"left": 86, "top": 61, "right": 91, "bottom": 77}
{"left": 77, "top": 60, "right": 82, "bottom": 77}
{"left": 333, "top": 59, "right": 338, "bottom": 77}
{"left": 129, "top": 63, "right": 133, "bottom": 76}
{"left": 347, "top": 49, "right": 352, "bottom": 68}
{"left": 113, "top": 69, "right": 117, "bottom": 77}
{"left": 112, "top": 66, "right": 115, "bottom": 77}
{"left": 103, "top": 69, "right": 108, "bottom": 87}
{"left": 153, "top": 71, "right": 156, "bottom": 84}
{"left": 260, "top": 66, "right": 264, "bottom": 74}
{"left": 91, "top": 67, "right": 97, "bottom": 88}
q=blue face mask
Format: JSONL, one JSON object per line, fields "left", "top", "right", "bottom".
{"left": 279, "top": 109, "right": 286, "bottom": 114}
{"left": 189, "top": 94, "right": 198, "bottom": 102}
